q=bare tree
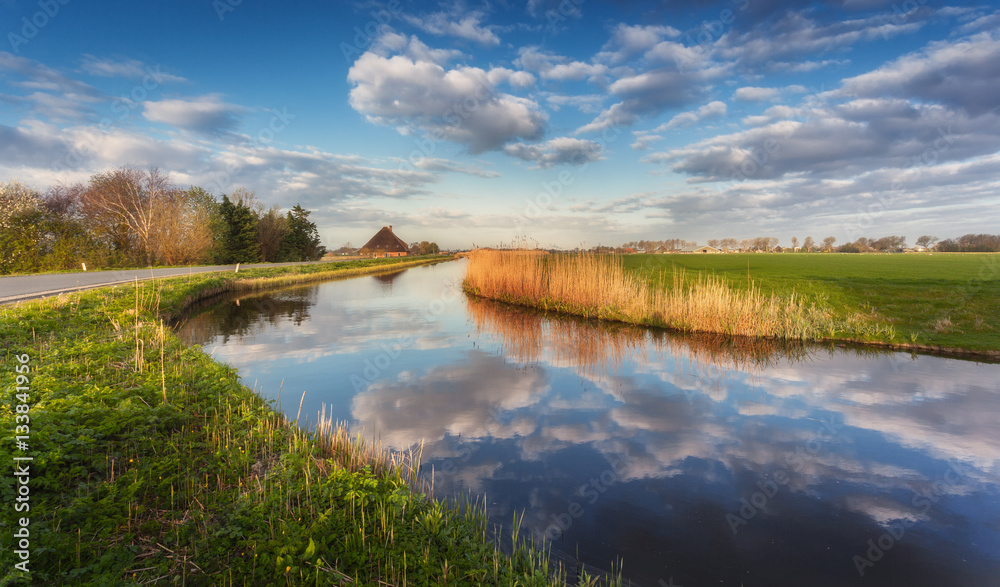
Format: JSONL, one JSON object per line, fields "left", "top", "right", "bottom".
{"left": 707, "top": 239, "right": 720, "bottom": 249}
{"left": 257, "top": 205, "right": 288, "bottom": 262}
{"left": 228, "top": 187, "right": 264, "bottom": 215}
{"left": 740, "top": 238, "right": 752, "bottom": 251}
{"left": 802, "top": 236, "right": 815, "bottom": 252}
{"left": 153, "top": 188, "right": 215, "bottom": 265}
{"left": 915, "top": 235, "right": 938, "bottom": 249}
{"left": 81, "top": 167, "right": 173, "bottom": 265}
{"left": 791, "top": 236, "right": 799, "bottom": 251}
{"left": 767, "top": 237, "right": 779, "bottom": 251}
{"left": 822, "top": 236, "right": 837, "bottom": 252}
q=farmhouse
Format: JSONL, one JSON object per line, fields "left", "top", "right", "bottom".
{"left": 677, "top": 245, "right": 721, "bottom": 254}
{"left": 362, "top": 225, "right": 409, "bottom": 258}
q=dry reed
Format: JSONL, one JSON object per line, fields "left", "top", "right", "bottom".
{"left": 463, "top": 249, "right": 832, "bottom": 340}
{"left": 315, "top": 406, "right": 425, "bottom": 491}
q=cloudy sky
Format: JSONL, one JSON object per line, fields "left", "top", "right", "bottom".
{"left": 2, "top": 0, "right": 998, "bottom": 249}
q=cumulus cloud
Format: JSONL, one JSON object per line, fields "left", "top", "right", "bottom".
{"left": 716, "top": 10, "right": 926, "bottom": 65}
{"left": 486, "top": 67, "right": 536, "bottom": 89}
{"left": 503, "top": 137, "right": 604, "bottom": 168}
{"left": 647, "top": 100, "right": 1000, "bottom": 182}
{"left": 142, "top": 94, "right": 245, "bottom": 136}
{"left": 576, "top": 66, "right": 725, "bottom": 133}
{"left": 515, "top": 47, "right": 609, "bottom": 82}
{"left": 630, "top": 133, "right": 662, "bottom": 151}
{"left": 597, "top": 23, "right": 681, "bottom": 64}
{"left": 348, "top": 38, "right": 546, "bottom": 153}
{"left": 657, "top": 100, "right": 727, "bottom": 130}
{"left": 404, "top": 10, "right": 500, "bottom": 45}
{"left": 734, "top": 86, "right": 780, "bottom": 101}
{"left": 837, "top": 31, "right": 1000, "bottom": 116}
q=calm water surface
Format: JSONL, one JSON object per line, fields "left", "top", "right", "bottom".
{"left": 177, "top": 260, "right": 1000, "bottom": 586}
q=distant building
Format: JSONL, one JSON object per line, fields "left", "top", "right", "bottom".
{"left": 361, "top": 225, "right": 409, "bottom": 258}
{"left": 677, "top": 245, "right": 721, "bottom": 254}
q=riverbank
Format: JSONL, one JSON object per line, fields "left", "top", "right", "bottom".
{"left": 0, "top": 257, "right": 609, "bottom": 585}
{"left": 462, "top": 250, "right": 999, "bottom": 359}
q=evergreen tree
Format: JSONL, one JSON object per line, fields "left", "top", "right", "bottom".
{"left": 278, "top": 204, "right": 323, "bottom": 261}
{"left": 218, "top": 194, "right": 260, "bottom": 263}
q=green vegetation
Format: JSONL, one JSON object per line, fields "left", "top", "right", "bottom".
{"left": 0, "top": 257, "right": 614, "bottom": 586}
{"left": 0, "top": 171, "right": 327, "bottom": 275}
{"left": 624, "top": 253, "right": 1000, "bottom": 353}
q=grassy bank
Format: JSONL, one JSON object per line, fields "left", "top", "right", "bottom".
{"left": 463, "top": 250, "right": 1000, "bottom": 356}
{"left": 463, "top": 250, "right": 833, "bottom": 340}
{"left": 626, "top": 253, "right": 1000, "bottom": 354}
{"left": 0, "top": 257, "right": 603, "bottom": 586}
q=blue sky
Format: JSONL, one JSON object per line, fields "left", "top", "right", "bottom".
{"left": 2, "top": 0, "right": 999, "bottom": 249}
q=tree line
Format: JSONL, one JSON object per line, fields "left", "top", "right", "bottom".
{"left": 610, "top": 234, "right": 1000, "bottom": 254}
{"left": 0, "top": 167, "right": 325, "bottom": 275}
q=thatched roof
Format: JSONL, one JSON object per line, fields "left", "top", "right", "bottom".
{"left": 362, "top": 226, "right": 408, "bottom": 253}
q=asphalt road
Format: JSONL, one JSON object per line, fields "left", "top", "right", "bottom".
{"left": 0, "top": 260, "right": 336, "bottom": 305}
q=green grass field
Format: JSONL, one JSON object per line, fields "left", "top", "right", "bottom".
{"left": 623, "top": 253, "right": 1000, "bottom": 353}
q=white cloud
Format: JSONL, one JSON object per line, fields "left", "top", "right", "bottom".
{"left": 80, "top": 55, "right": 186, "bottom": 82}
{"left": 514, "top": 47, "right": 608, "bottom": 82}
{"left": 837, "top": 31, "right": 1000, "bottom": 116}
{"left": 411, "top": 157, "right": 500, "bottom": 178}
{"left": 598, "top": 23, "right": 681, "bottom": 64}
{"left": 486, "top": 67, "right": 536, "bottom": 89}
{"left": 404, "top": 10, "right": 500, "bottom": 45}
{"left": 577, "top": 66, "right": 726, "bottom": 134}
{"left": 142, "top": 94, "right": 245, "bottom": 135}
{"left": 348, "top": 38, "right": 546, "bottom": 153}
{"left": 734, "top": 86, "right": 780, "bottom": 101}
{"left": 657, "top": 100, "right": 727, "bottom": 130}
{"left": 630, "top": 133, "right": 662, "bottom": 151}
{"left": 503, "top": 137, "right": 604, "bottom": 168}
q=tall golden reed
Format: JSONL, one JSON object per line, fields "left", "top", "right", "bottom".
{"left": 463, "top": 249, "right": 831, "bottom": 340}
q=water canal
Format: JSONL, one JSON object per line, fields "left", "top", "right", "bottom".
{"left": 176, "top": 259, "right": 1000, "bottom": 586}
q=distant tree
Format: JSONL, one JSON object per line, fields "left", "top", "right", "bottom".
{"left": 419, "top": 241, "right": 440, "bottom": 255}
{"left": 408, "top": 242, "right": 421, "bottom": 256}
{"left": 740, "top": 238, "right": 752, "bottom": 251}
{"left": 791, "top": 236, "right": 799, "bottom": 251}
{"left": 822, "top": 236, "right": 837, "bottom": 252}
{"left": 915, "top": 235, "right": 938, "bottom": 249}
{"left": 956, "top": 233, "right": 1000, "bottom": 252}
{"left": 767, "top": 237, "right": 779, "bottom": 252}
{"left": 871, "top": 236, "right": 906, "bottom": 252}
{"left": 935, "top": 238, "right": 960, "bottom": 252}
{"left": 707, "top": 239, "right": 720, "bottom": 249}
{"left": 802, "top": 236, "right": 815, "bottom": 252}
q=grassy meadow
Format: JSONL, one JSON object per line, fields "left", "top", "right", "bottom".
{"left": 463, "top": 250, "right": 1000, "bottom": 355}
{"left": 0, "top": 256, "right": 617, "bottom": 586}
